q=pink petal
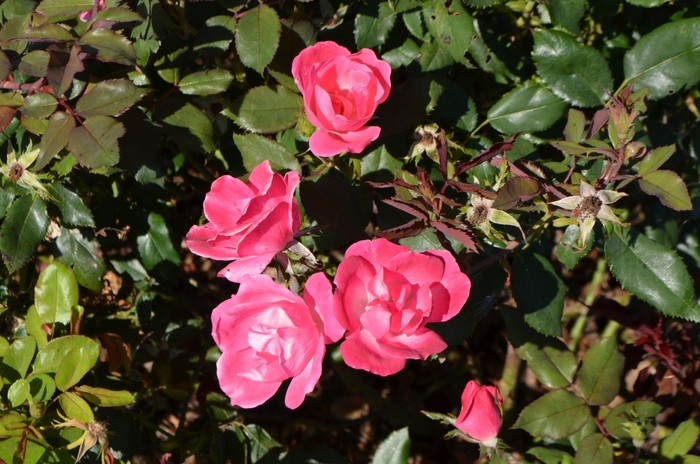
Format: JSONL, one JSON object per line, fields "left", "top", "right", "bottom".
{"left": 304, "top": 272, "right": 345, "bottom": 343}
{"left": 381, "top": 328, "right": 447, "bottom": 359}
{"left": 348, "top": 48, "right": 392, "bottom": 105}
{"left": 359, "top": 307, "right": 392, "bottom": 339}
{"left": 216, "top": 351, "right": 283, "bottom": 408}
{"left": 203, "top": 175, "right": 254, "bottom": 229}
{"left": 246, "top": 160, "right": 275, "bottom": 194}
{"left": 385, "top": 252, "right": 445, "bottom": 287}
{"left": 236, "top": 203, "right": 296, "bottom": 256}
{"left": 292, "top": 42, "right": 351, "bottom": 92}
{"left": 424, "top": 250, "right": 471, "bottom": 322}
{"left": 345, "top": 238, "right": 409, "bottom": 268}
{"left": 185, "top": 223, "right": 242, "bottom": 261}
{"left": 285, "top": 338, "right": 325, "bottom": 409}
{"left": 308, "top": 126, "right": 381, "bottom": 157}
{"left": 217, "top": 254, "right": 276, "bottom": 282}
{"left": 339, "top": 331, "right": 406, "bottom": 376}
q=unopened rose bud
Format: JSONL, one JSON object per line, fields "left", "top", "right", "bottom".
{"left": 455, "top": 380, "right": 503, "bottom": 447}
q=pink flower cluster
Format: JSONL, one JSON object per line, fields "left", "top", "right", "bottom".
{"left": 186, "top": 162, "right": 472, "bottom": 409}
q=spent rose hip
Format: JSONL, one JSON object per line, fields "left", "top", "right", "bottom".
{"left": 292, "top": 41, "right": 391, "bottom": 157}
{"left": 455, "top": 380, "right": 503, "bottom": 446}
{"left": 185, "top": 160, "right": 300, "bottom": 282}
{"left": 211, "top": 273, "right": 345, "bottom": 409}
{"left": 332, "top": 238, "right": 471, "bottom": 376}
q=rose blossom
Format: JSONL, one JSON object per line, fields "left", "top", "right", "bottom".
{"left": 185, "top": 160, "right": 300, "bottom": 282}
{"left": 455, "top": 380, "right": 503, "bottom": 446}
{"left": 333, "top": 239, "right": 471, "bottom": 376}
{"left": 212, "top": 273, "right": 345, "bottom": 409}
{"left": 292, "top": 41, "right": 392, "bottom": 157}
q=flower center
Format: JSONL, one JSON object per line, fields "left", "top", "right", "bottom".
{"left": 8, "top": 163, "right": 23, "bottom": 182}
{"left": 469, "top": 205, "right": 489, "bottom": 226}
{"left": 577, "top": 196, "right": 602, "bottom": 219}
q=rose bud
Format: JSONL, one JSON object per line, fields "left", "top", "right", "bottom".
{"left": 455, "top": 380, "right": 503, "bottom": 447}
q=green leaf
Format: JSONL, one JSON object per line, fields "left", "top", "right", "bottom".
{"left": 564, "top": 109, "right": 586, "bottom": 143}
{"left": 76, "top": 385, "right": 135, "bottom": 406}
{"left": 156, "top": 98, "right": 216, "bottom": 153}
{"left": 625, "top": 0, "right": 665, "bottom": 5}
{"left": 548, "top": 0, "right": 586, "bottom": 34}
{"left": 660, "top": 417, "right": 700, "bottom": 460}
{"left": 80, "top": 29, "right": 137, "bottom": 65}
{"left": 22, "top": 115, "right": 49, "bottom": 135}
{"left": 55, "top": 348, "right": 94, "bottom": 391}
{"left": 67, "top": 115, "right": 125, "bottom": 168}
{"left": 36, "top": 111, "right": 75, "bottom": 170}
{"left": 0, "top": 195, "right": 49, "bottom": 272}
{"left": 25, "top": 307, "right": 48, "bottom": 352}
{"left": 381, "top": 37, "right": 420, "bottom": 69}
{"left": 492, "top": 177, "right": 541, "bottom": 210}
{"left": 225, "top": 85, "right": 301, "bottom": 134}
{"left": 573, "top": 434, "right": 613, "bottom": 464}
{"left": 20, "top": 93, "right": 57, "bottom": 119}
{"left": 502, "top": 305, "right": 577, "bottom": 388}
{"left": 193, "top": 15, "right": 236, "bottom": 58}
{"left": 423, "top": 0, "right": 474, "bottom": 66}
{"left": 8, "top": 379, "right": 31, "bottom": 407}
{"left": 433, "top": 79, "right": 478, "bottom": 134}
{"left": 179, "top": 69, "right": 234, "bottom": 96}
{"left": 90, "top": 6, "right": 144, "bottom": 24}
{"left": 55, "top": 228, "right": 105, "bottom": 291}
{"left": 605, "top": 401, "right": 661, "bottom": 441}
{"left": 511, "top": 252, "right": 565, "bottom": 337}
{"left": 137, "top": 212, "right": 181, "bottom": 270}
{"left": 0, "top": 50, "right": 11, "bottom": 81}
{"left": 235, "top": 4, "right": 281, "bottom": 74}
{"left": 22, "top": 23, "right": 73, "bottom": 41}
{"left": 605, "top": 227, "right": 700, "bottom": 321}
{"left": 403, "top": 10, "right": 428, "bottom": 41}
{"left": 577, "top": 337, "right": 624, "bottom": 405}
{"left": 463, "top": 0, "right": 502, "bottom": 5}
{"left": 75, "top": 79, "right": 147, "bottom": 117}
{"left": 27, "top": 373, "right": 56, "bottom": 402}
{"left": 355, "top": 1, "right": 397, "bottom": 50}
{"left": 239, "top": 424, "right": 283, "bottom": 462}
{"left": 3, "top": 336, "right": 36, "bottom": 378}
{"left": 513, "top": 389, "right": 590, "bottom": 440}
{"left": 19, "top": 50, "right": 50, "bottom": 78}
{"left": 487, "top": 85, "right": 567, "bottom": 134}
{"left": 46, "top": 45, "right": 84, "bottom": 97}
{"left": 33, "top": 335, "right": 100, "bottom": 375}
{"left": 569, "top": 416, "right": 598, "bottom": 451}
{"left": 111, "top": 258, "right": 148, "bottom": 282}
{"left": 557, "top": 224, "right": 594, "bottom": 270}
{"left": 624, "top": 17, "right": 700, "bottom": 100}
{"left": 637, "top": 144, "right": 675, "bottom": 176}
{"left": 371, "top": 427, "right": 410, "bottom": 464}
{"left": 36, "top": 0, "right": 92, "bottom": 17}
{"left": 233, "top": 133, "right": 301, "bottom": 173}
{"left": 0, "top": 337, "right": 8, "bottom": 357}
{"left": 639, "top": 170, "right": 693, "bottom": 211}
{"left": 46, "top": 183, "right": 94, "bottom": 227}
{"left": 361, "top": 144, "right": 404, "bottom": 182}
{"left": 34, "top": 261, "right": 79, "bottom": 325}
{"left": 528, "top": 447, "right": 574, "bottom": 464}
{"left": 59, "top": 391, "right": 94, "bottom": 423}
{"left": 532, "top": 29, "right": 613, "bottom": 107}
{"left": 433, "top": 261, "right": 506, "bottom": 346}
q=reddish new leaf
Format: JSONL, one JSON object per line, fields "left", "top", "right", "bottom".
{"left": 455, "top": 134, "right": 519, "bottom": 177}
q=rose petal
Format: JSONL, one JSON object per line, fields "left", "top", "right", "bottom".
{"left": 339, "top": 331, "right": 406, "bottom": 376}
{"left": 292, "top": 41, "right": 350, "bottom": 92}
{"left": 216, "top": 350, "right": 283, "bottom": 408}
{"left": 304, "top": 272, "right": 346, "bottom": 343}
{"left": 308, "top": 126, "right": 381, "bottom": 157}
{"left": 285, "top": 338, "right": 325, "bottom": 409}
{"left": 217, "top": 254, "right": 276, "bottom": 282}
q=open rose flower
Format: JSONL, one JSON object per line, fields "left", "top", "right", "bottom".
{"left": 185, "top": 160, "right": 300, "bottom": 282}
{"left": 333, "top": 239, "right": 471, "bottom": 376}
{"left": 455, "top": 380, "right": 503, "bottom": 447}
{"left": 212, "top": 273, "right": 345, "bottom": 409}
{"left": 292, "top": 41, "right": 392, "bottom": 157}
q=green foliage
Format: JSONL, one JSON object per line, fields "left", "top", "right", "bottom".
{"left": 513, "top": 389, "right": 590, "bottom": 440}
{"left": 577, "top": 337, "right": 624, "bottom": 405}
{"left": 371, "top": 428, "right": 410, "bottom": 464}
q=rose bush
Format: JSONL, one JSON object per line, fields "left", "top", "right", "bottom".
{"left": 211, "top": 273, "right": 345, "bottom": 409}
{"left": 333, "top": 239, "right": 471, "bottom": 376}
{"left": 185, "top": 160, "right": 300, "bottom": 282}
{"left": 454, "top": 381, "right": 503, "bottom": 446}
{"left": 292, "top": 41, "right": 392, "bottom": 157}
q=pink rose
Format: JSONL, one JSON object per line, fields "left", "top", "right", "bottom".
{"left": 212, "top": 273, "right": 345, "bottom": 409}
{"left": 78, "top": 0, "right": 105, "bottom": 21}
{"left": 455, "top": 380, "right": 503, "bottom": 446}
{"left": 292, "top": 41, "right": 392, "bottom": 157}
{"left": 333, "top": 239, "right": 471, "bottom": 376}
{"left": 185, "top": 160, "right": 300, "bottom": 282}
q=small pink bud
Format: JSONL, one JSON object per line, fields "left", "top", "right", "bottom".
{"left": 454, "top": 380, "right": 503, "bottom": 445}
